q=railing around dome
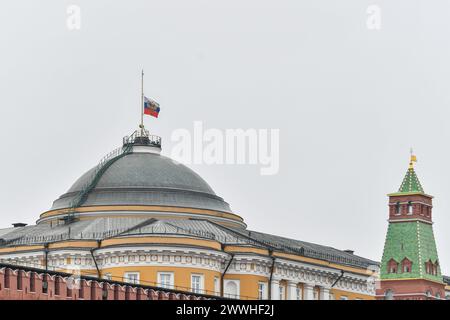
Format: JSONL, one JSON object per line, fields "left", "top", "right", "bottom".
{"left": 123, "top": 128, "right": 161, "bottom": 148}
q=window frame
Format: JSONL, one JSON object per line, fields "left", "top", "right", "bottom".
{"left": 395, "top": 202, "right": 401, "bottom": 215}
{"left": 296, "top": 285, "right": 303, "bottom": 300}
{"left": 214, "top": 276, "right": 220, "bottom": 296}
{"left": 257, "top": 282, "right": 267, "bottom": 300}
{"left": 407, "top": 201, "right": 413, "bottom": 215}
{"left": 278, "top": 285, "right": 285, "bottom": 300}
{"left": 157, "top": 272, "right": 174, "bottom": 289}
{"left": 124, "top": 272, "right": 140, "bottom": 285}
{"left": 191, "top": 274, "right": 204, "bottom": 294}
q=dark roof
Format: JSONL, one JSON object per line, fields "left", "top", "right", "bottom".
{"left": 227, "top": 228, "right": 378, "bottom": 269}
{"left": 0, "top": 218, "right": 377, "bottom": 270}
{"left": 51, "top": 152, "right": 232, "bottom": 213}
{"left": 444, "top": 275, "right": 450, "bottom": 285}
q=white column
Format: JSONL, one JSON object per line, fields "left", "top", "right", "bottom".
{"left": 303, "top": 283, "right": 314, "bottom": 300}
{"left": 286, "top": 281, "right": 298, "bottom": 300}
{"left": 319, "top": 287, "right": 330, "bottom": 300}
{"left": 270, "top": 279, "right": 280, "bottom": 300}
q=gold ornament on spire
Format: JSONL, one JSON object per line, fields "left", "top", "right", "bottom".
{"left": 409, "top": 148, "right": 417, "bottom": 169}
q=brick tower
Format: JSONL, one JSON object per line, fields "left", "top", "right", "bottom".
{"left": 377, "top": 155, "right": 445, "bottom": 300}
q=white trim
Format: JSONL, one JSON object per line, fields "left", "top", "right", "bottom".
{"left": 190, "top": 273, "right": 204, "bottom": 294}
{"left": 224, "top": 279, "right": 240, "bottom": 299}
{"left": 37, "top": 211, "right": 246, "bottom": 228}
{"left": 157, "top": 271, "right": 174, "bottom": 289}
{"left": 257, "top": 281, "right": 268, "bottom": 300}
{"left": 124, "top": 272, "right": 140, "bottom": 284}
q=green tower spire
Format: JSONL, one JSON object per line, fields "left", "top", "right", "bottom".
{"left": 379, "top": 154, "right": 445, "bottom": 300}
{"left": 398, "top": 158, "right": 424, "bottom": 193}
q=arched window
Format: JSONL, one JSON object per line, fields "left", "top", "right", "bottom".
{"left": 436, "top": 292, "right": 441, "bottom": 300}
{"left": 224, "top": 280, "right": 239, "bottom": 299}
{"left": 385, "top": 289, "right": 394, "bottom": 300}
{"left": 407, "top": 201, "right": 413, "bottom": 215}
{"left": 426, "top": 290, "right": 432, "bottom": 298}
{"left": 395, "top": 202, "right": 401, "bottom": 215}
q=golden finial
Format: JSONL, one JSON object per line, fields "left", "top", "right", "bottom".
{"left": 409, "top": 148, "right": 417, "bottom": 169}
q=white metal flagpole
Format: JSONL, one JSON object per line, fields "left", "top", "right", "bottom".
{"left": 140, "top": 69, "right": 144, "bottom": 130}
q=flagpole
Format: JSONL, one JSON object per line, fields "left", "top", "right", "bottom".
{"left": 140, "top": 69, "right": 144, "bottom": 132}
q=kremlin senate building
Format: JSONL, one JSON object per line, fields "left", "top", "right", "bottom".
{"left": 0, "top": 126, "right": 449, "bottom": 300}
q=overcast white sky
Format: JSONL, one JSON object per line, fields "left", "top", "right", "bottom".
{"left": 1, "top": 1, "right": 450, "bottom": 274}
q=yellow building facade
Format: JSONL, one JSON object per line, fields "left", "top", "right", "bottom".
{"left": 0, "top": 129, "right": 378, "bottom": 300}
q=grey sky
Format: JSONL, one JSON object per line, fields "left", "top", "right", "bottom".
{"left": 1, "top": 1, "right": 449, "bottom": 274}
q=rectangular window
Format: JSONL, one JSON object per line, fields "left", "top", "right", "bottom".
{"left": 279, "top": 285, "right": 285, "bottom": 300}
{"left": 191, "top": 274, "right": 204, "bottom": 294}
{"left": 395, "top": 202, "right": 401, "bottom": 215}
{"left": 103, "top": 273, "right": 112, "bottom": 281}
{"left": 407, "top": 202, "right": 413, "bottom": 215}
{"left": 124, "top": 272, "right": 140, "bottom": 285}
{"left": 214, "top": 277, "right": 220, "bottom": 296}
{"left": 340, "top": 295, "right": 348, "bottom": 300}
{"left": 296, "top": 286, "right": 302, "bottom": 300}
{"left": 158, "top": 272, "right": 174, "bottom": 289}
{"left": 258, "top": 282, "right": 267, "bottom": 300}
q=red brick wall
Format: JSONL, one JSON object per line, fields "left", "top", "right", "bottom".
{"left": 388, "top": 194, "right": 433, "bottom": 222}
{"left": 376, "top": 279, "right": 445, "bottom": 300}
{"left": 0, "top": 266, "right": 212, "bottom": 301}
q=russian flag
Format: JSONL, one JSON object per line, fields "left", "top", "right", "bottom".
{"left": 144, "top": 96, "right": 160, "bottom": 118}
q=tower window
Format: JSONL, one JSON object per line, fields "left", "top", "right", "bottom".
{"left": 425, "top": 260, "right": 438, "bottom": 275}
{"left": 387, "top": 259, "right": 398, "bottom": 273}
{"left": 401, "top": 258, "right": 412, "bottom": 273}
{"left": 395, "top": 202, "right": 401, "bottom": 215}
{"left": 407, "top": 201, "right": 413, "bottom": 215}
{"left": 433, "top": 261, "right": 439, "bottom": 276}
